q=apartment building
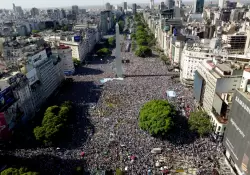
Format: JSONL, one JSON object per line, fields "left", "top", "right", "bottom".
{"left": 52, "top": 45, "right": 75, "bottom": 76}
{"left": 24, "top": 49, "right": 64, "bottom": 109}
{"left": 194, "top": 59, "right": 247, "bottom": 137}
{"left": 222, "top": 33, "right": 247, "bottom": 54}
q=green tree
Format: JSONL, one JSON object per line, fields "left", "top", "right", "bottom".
{"left": 188, "top": 110, "right": 212, "bottom": 136}
{"left": 32, "top": 30, "right": 39, "bottom": 34}
{"left": 139, "top": 100, "right": 175, "bottom": 135}
{"left": 131, "top": 33, "right": 136, "bottom": 39}
{"left": 131, "top": 40, "right": 136, "bottom": 51}
{"left": 137, "top": 38, "right": 148, "bottom": 46}
{"left": 135, "top": 46, "right": 152, "bottom": 57}
{"left": 96, "top": 48, "right": 111, "bottom": 57}
{"left": 1, "top": 167, "right": 39, "bottom": 175}
{"left": 73, "top": 58, "right": 81, "bottom": 66}
{"left": 34, "top": 103, "right": 72, "bottom": 145}
{"left": 118, "top": 20, "right": 125, "bottom": 32}
{"left": 108, "top": 37, "right": 115, "bottom": 47}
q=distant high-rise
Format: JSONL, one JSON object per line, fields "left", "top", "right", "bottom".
{"left": 132, "top": 3, "right": 137, "bottom": 14}
{"left": 15, "top": 6, "right": 24, "bottom": 17}
{"left": 123, "top": 2, "right": 127, "bottom": 11}
{"left": 30, "top": 7, "right": 39, "bottom": 17}
{"left": 13, "top": 3, "right": 16, "bottom": 12}
{"left": 72, "top": 5, "right": 79, "bottom": 15}
{"left": 150, "top": 0, "right": 154, "bottom": 9}
{"left": 106, "top": 2, "right": 112, "bottom": 10}
{"left": 193, "top": 0, "right": 204, "bottom": 13}
{"left": 160, "top": 2, "right": 165, "bottom": 10}
{"left": 218, "top": 0, "right": 225, "bottom": 9}
{"left": 61, "top": 9, "right": 66, "bottom": 18}
{"left": 165, "top": 0, "right": 174, "bottom": 9}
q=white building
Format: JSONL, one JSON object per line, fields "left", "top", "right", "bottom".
{"left": 25, "top": 49, "right": 64, "bottom": 109}
{"left": 180, "top": 41, "right": 216, "bottom": 86}
{"left": 218, "top": 0, "right": 225, "bottom": 9}
{"left": 53, "top": 45, "right": 75, "bottom": 76}
{"left": 194, "top": 59, "right": 246, "bottom": 136}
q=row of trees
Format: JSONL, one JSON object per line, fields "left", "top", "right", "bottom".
{"left": 33, "top": 101, "right": 72, "bottom": 146}
{"left": 139, "top": 100, "right": 212, "bottom": 137}
{"left": 132, "top": 13, "right": 156, "bottom": 57}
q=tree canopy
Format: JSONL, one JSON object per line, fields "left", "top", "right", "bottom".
{"left": 96, "top": 48, "right": 111, "bottom": 57}
{"left": 188, "top": 110, "right": 212, "bottom": 136}
{"left": 108, "top": 37, "right": 115, "bottom": 47}
{"left": 135, "top": 46, "right": 152, "bottom": 57}
{"left": 0, "top": 167, "right": 39, "bottom": 175}
{"left": 33, "top": 101, "right": 72, "bottom": 145}
{"left": 139, "top": 100, "right": 176, "bottom": 135}
{"left": 118, "top": 20, "right": 125, "bottom": 32}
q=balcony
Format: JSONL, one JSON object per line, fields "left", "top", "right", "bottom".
{"left": 212, "top": 107, "right": 228, "bottom": 124}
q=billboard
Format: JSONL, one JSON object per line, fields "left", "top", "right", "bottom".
{"left": 0, "top": 87, "right": 15, "bottom": 112}
{"left": 193, "top": 71, "right": 204, "bottom": 103}
{"left": 74, "top": 36, "right": 81, "bottom": 42}
{"left": 224, "top": 90, "right": 250, "bottom": 175}
{"left": 26, "top": 68, "right": 39, "bottom": 85}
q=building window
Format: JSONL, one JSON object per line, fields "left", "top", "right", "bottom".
{"left": 218, "top": 126, "right": 221, "bottom": 131}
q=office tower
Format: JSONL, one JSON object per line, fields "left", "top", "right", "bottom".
{"left": 160, "top": 2, "right": 165, "bottom": 10}
{"left": 175, "top": 0, "right": 181, "bottom": 8}
{"left": 150, "top": 0, "right": 154, "bottom": 9}
{"left": 15, "top": 6, "right": 24, "bottom": 17}
{"left": 219, "top": 0, "right": 225, "bottom": 9}
{"left": 123, "top": 2, "right": 127, "bottom": 11}
{"left": 30, "top": 7, "right": 39, "bottom": 17}
{"left": 13, "top": 4, "right": 15, "bottom": 12}
{"left": 193, "top": 0, "right": 204, "bottom": 13}
{"left": 72, "top": 5, "right": 79, "bottom": 15}
{"left": 115, "top": 23, "right": 123, "bottom": 78}
{"left": 132, "top": 3, "right": 137, "bottom": 14}
{"left": 106, "top": 2, "right": 112, "bottom": 10}
{"left": 61, "top": 9, "right": 66, "bottom": 18}
{"left": 166, "top": 0, "right": 174, "bottom": 9}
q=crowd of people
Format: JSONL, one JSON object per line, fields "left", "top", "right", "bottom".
{"left": 0, "top": 47, "right": 232, "bottom": 175}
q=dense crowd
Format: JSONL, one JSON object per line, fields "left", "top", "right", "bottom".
{"left": 0, "top": 45, "right": 232, "bottom": 175}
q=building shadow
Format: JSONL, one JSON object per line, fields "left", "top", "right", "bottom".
{"left": 0, "top": 153, "right": 88, "bottom": 175}
{"left": 2, "top": 81, "right": 102, "bottom": 150}
{"left": 75, "top": 67, "right": 104, "bottom": 76}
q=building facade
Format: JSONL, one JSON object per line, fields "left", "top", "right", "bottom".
{"left": 193, "top": 0, "right": 204, "bottom": 14}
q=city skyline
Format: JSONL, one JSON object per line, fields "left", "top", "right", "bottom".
{"left": 2, "top": 0, "right": 147, "bottom": 9}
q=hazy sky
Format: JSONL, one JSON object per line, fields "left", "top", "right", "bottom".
{"left": 0, "top": 0, "right": 160, "bottom": 9}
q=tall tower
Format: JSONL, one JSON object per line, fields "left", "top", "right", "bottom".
{"left": 150, "top": 0, "right": 154, "bottom": 9}
{"left": 13, "top": 3, "right": 16, "bottom": 12}
{"left": 218, "top": 0, "right": 225, "bottom": 9}
{"left": 115, "top": 23, "right": 123, "bottom": 78}
{"left": 193, "top": 0, "right": 204, "bottom": 13}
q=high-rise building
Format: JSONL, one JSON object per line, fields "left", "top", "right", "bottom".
{"left": 218, "top": 0, "right": 225, "bottom": 9}
{"left": 160, "top": 2, "right": 165, "bottom": 10}
{"left": 132, "top": 3, "right": 137, "bottom": 14}
{"left": 30, "top": 7, "right": 39, "bottom": 17}
{"left": 166, "top": 0, "right": 174, "bottom": 9}
{"left": 72, "top": 5, "right": 79, "bottom": 15}
{"left": 193, "top": 0, "right": 204, "bottom": 13}
{"left": 123, "top": 2, "right": 127, "bottom": 11}
{"left": 106, "top": 3, "right": 112, "bottom": 10}
{"left": 61, "top": 9, "right": 66, "bottom": 18}
{"left": 15, "top": 6, "right": 24, "bottom": 17}
{"left": 150, "top": 0, "right": 154, "bottom": 9}
{"left": 13, "top": 3, "right": 16, "bottom": 12}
